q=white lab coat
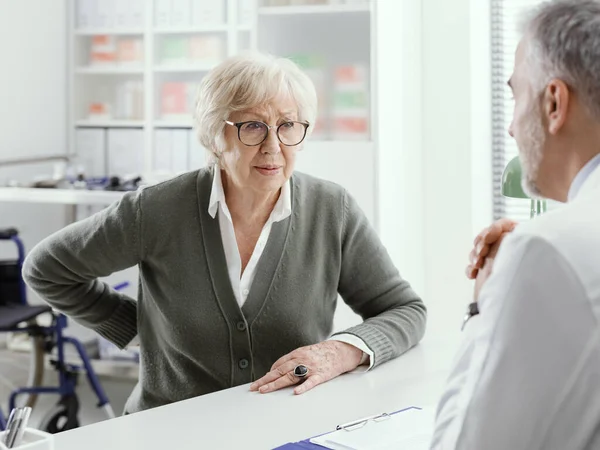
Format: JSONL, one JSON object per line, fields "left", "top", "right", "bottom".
{"left": 431, "top": 163, "right": 600, "bottom": 450}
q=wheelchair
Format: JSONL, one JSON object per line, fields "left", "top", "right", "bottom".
{"left": 0, "top": 228, "right": 116, "bottom": 433}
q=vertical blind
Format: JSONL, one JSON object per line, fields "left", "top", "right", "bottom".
{"left": 490, "top": 0, "right": 546, "bottom": 221}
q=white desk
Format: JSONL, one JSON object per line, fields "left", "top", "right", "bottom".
{"left": 0, "top": 187, "right": 124, "bottom": 206}
{"left": 52, "top": 335, "right": 459, "bottom": 449}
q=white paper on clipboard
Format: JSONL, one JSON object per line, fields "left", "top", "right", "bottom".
{"left": 310, "top": 407, "right": 435, "bottom": 450}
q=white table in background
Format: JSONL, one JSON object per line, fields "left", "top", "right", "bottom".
{"left": 0, "top": 187, "right": 124, "bottom": 206}
{"left": 52, "top": 335, "right": 458, "bottom": 450}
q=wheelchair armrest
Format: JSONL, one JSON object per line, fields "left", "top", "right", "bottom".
{"left": 0, "top": 228, "right": 18, "bottom": 239}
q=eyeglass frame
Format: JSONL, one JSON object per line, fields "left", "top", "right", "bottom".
{"left": 224, "top": 120, "right": 310, "bottom": 147}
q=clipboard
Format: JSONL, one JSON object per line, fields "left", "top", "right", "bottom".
{"left": 272, "top": 406, "right": 428, "bottom": 449}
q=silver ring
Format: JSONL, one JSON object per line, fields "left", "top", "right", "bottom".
{"left": 293, "top": 364, "right": 309, "bottom": 378}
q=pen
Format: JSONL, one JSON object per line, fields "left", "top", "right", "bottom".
{"left": 3, "top": 407, "right": 31, "bottom": 448}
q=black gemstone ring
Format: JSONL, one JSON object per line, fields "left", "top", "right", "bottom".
{"left": 293, "top": 364, "right": 309, "bottom": 378}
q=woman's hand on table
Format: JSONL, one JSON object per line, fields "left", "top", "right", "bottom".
{"left": 250, "top": 341, "right": 363, "bottom": 395}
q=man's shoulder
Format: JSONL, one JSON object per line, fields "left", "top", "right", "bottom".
{"left": 510, "top": 195, "right": 600, "bottom": 277}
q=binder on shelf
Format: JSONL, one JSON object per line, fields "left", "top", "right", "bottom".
{"left": 171, "top": 0, "right": 192, "bottom": 27}
{"left": 77, "top": 0, "right": 96, "bottom": 28}
{"left": 273, "top": 407, "right": 434, "bottom": 450}
{"left": 154, "top": 130, "right": 173, "bottom": 173}
{"left": 75, "top": 128, "right": 107, "bottom": 178}
{"left": 114, "top": 1, "right": 130, "bottom": 28}
{"left": 95, "top": 0, "right": 115, "bottom": 29}
{"left": 155, "top": 0, "right": 172, "bottom": 28}
{"left": 238, "top": 0, "right": 255, "bottom": 25}
{"left": 107, "top": 129, "right": 144, "bottom": 177}
{"left": 129, "top": 0, "right": 145, "bottom": 28}
{"left": 171, "top": 130, "right": 190, "bottom": 174}
{"left": 188, "top": 129, "right": 207, "bottom": 171}
{"left": 192, "top": 0, "right": 226, "bottom": 26}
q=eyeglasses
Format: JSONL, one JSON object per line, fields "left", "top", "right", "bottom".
{"left": 224, "top": 120, "right": 310, "bottom": 147}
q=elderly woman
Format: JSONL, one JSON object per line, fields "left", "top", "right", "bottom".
{"left": 22, "top": 52, "right": 426, "bottom": 414}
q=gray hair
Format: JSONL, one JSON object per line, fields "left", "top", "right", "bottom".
{"left": 193, "top": 52, "right": 318, "bottom": 166}
{"left": 520, "top": 0, "right": 600, "bottom": 119}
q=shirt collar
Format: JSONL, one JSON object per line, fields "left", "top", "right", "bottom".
{"left": 208, "top": 166, "right": 292, "bottom": 222}
{"left": 568, "top": 153, "right": 600, "bottom": 202}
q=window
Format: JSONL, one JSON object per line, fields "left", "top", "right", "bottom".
{"left": 490, "top": 0, "right": 545, "bottom": 221}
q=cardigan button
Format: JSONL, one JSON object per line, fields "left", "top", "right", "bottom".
{"left": 239, "top": 358, "right": 249, "bottom": 369}
{"left": 237, "top": 321, "right": 247, "bottom": 331}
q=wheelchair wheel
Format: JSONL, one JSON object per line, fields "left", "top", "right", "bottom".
{"left": 38, "top": 394, "right": 80, "bottom": 434}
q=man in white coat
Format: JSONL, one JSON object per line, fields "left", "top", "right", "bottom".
{"left": 431, "top": 1, "right": 600, "bottom": 449}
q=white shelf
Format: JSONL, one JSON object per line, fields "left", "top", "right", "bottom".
{"left": 74, "top": 28, "right": 144, "bottom": 36}
{"left": 0, "top": 187, "right": 126, "bottom": 206}
{"left": 76, "top": 119, "right": 145, "bottom": 128}
{"left": 76, "top": 66, "right": 144, "bottom": 74}
{"left": 154, "top": 120, "right": 194, "bottom": 128}
{"left": 154, "top": 25, "right": 229, "bottom": 34}
{"left": 153, "top": 64, "right": 217, "bottom": 73}
{"left": 258, "top": 4, "right": 370, "bottom": 15}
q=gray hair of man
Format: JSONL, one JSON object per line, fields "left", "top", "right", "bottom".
{"left": 519, "top": 0, "right": 600, "bottom": 119}
{"left": 193, "top": 52, "right": 318, "bottom": 166}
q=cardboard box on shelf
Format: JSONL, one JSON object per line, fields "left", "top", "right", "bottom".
{"left": 88, "top": 102, "right": 112, "bottom": 120}
{"left": 161, "top": 82, "right": 196, "bottom": 120}
{"left": 161, "top": 82, "right": 188, "bottom": 119}
{"left": 160, "top": 36, "right": 189, "bottom": 64}
{"left": 331, "top": 63, "right": 370, "bottom": 140}
{"left": 189, "top": 35, "right": 225, "bottom": 64}
{"left": 117, "top": 38, "right": 144, "bottom": 64}
{"left": 90, "top": 35, "right": 116, "bottom": 65}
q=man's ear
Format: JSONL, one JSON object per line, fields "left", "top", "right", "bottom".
{"left": 543, "top": 79, "right": 570, "bottom": 135}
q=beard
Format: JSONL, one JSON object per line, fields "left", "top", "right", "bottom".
{"left": 518, "top": 104, "right": 545, "bottom": 199}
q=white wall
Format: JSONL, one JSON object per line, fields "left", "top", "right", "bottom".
{"left": 375, "top": 0, "right": 494, "bottom": 340}
{"left": 375, "top": 0, "right": 425, "bottom": 301}
{"left": 421, "top": 0, "right": 474, "bottom": 332}
{"left": 0, "top": 0, "right": 69, "bottom": 303}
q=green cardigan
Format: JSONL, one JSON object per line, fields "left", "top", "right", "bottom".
{"left": 22, "top": 167, "right": 427, "bottom": 413}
